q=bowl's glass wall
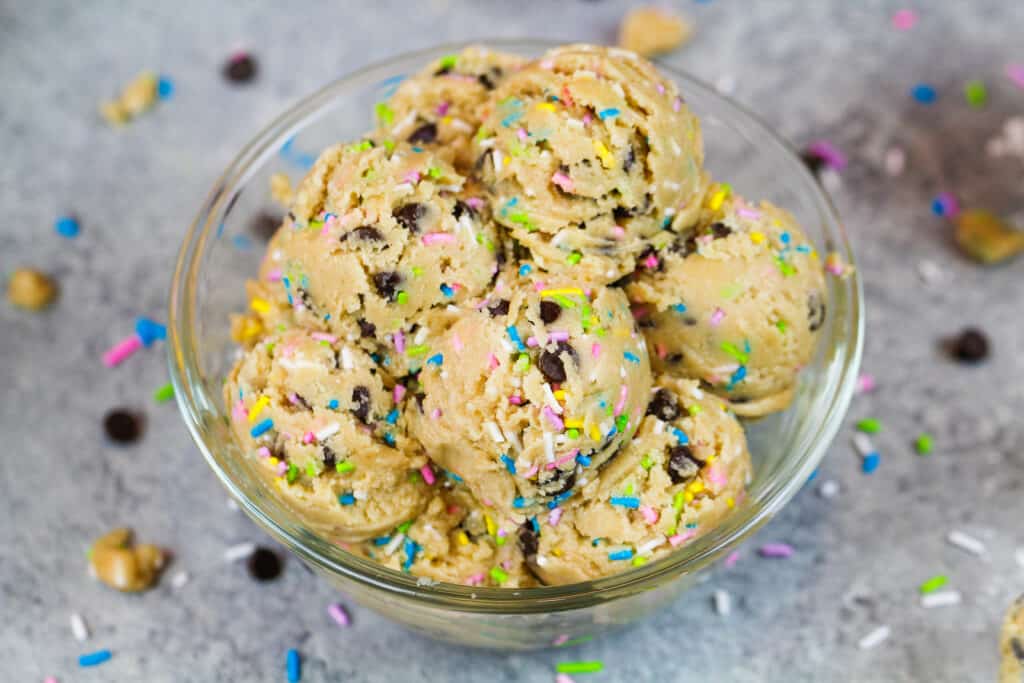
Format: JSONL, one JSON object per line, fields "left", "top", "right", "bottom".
{"left": 170, "top": 42, "right": 861, "bottom": 649}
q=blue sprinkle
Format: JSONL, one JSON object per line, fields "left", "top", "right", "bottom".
{"left": 592, "top": 538, "right": 603, "bottom": 547}
{"left": 662, "top": 216, "right": 672, "bottom": 229}
{"left": 506, "top": 326, "right": 526, "bottom": 351}
{"left": 383, "top": 432, "right": 396, "bottom": 447}
{"left": 796, "top": 244, "right": 811, "bottom": 253}
{"left": 250, "top": 418, "right": 273, "bottom": 438}
{"left": 500, "top": 454, "right": 516, "bottom": 474}
{"left": 411, "top": 145, "right": 424, "bottom": 153}
{"left": 598, "top": 107, "right": 620, "bottom": 119}
{"left": 385, "top": 409, "right": 400, "bottom": 425}
{"left": 135, "top": 317, "right": 167, "bottom": 346}
{"left": 518, "top": 263, "right": 532, "bottom": 276}
{"left": 671, "top": 303, "right": 687, "bottom": 313}
{"left": 440, "top": 283, "right": 454, "bottom": 297}
{"left": 685, "top": 522, "right": 698, "bottom": 529}
{"left": 513, "top": 497, "right": 529, "bottom": 509}
{"left": 338, "top": 492, "right": 355, "bottom": 506}
{"left": 55, "top": 216, "right": 80, "bottom": 238}
{"left": 426, "top": 353, "right": 444, "bottom": 366}
{"left": 446, "top": 470, "right": 463, "bottom": 482}
{"left": 157, "top": 76, "right": 174, "bottom": 100}
{"left": 79, "top": 650, "right": 112, "bottom": 667}
{"left": 743, "top": 339, "right": 751, "bottom": 354}
{"left": 576, "top": 454, "right": 592, "bottom": 467}
{"left": 530, "top": 516, "right": 540, "bottom": 533}
{"left": 232, "top": 234, "right": 253, "bottom": 250}
{"left": 862, "top": 452, "right": 881, "bottom": 474}
{"left": 402, "top": 538, "right": 420, "bottom": 571}
{"left": 372, "top": 536, "right": 391, "bottom": 546}
{"left": 286, "top": 648, "right": 301, "bottom": 683}
{"left": 548, "top": 490, "right": 573, "bottom": 509}
{"left": 377, "top": 73, "right": 407, "bottom": 98}
{"left": 327, "top": 399, "right": 339, "bottom": 410}
{"left": 623, "top": 351, "right": 640, "bottom": 364}
{"left": 371, "top": 352, "right": 382, "bottom": 364}
{"left": 609, "top": 496, "right": 640, "bottom": 509}
{"left": 911, "top": 83, "right": 937, "bottom": 104}
{"left": 807, "top": 468, "right": 819, "bottom": 483}
{"left": 931, "top": 198, "right": 948, "bottom": 216}
{"left": 324, "top": 314, "right": 331, "bottom": 321}
{"left": 501, "top": 110, "right": 523, "bottom": 127}
{"left": 726, "top": 365, "right": 747, "bottom": 390}
{"left": 671, "top": 427, "right": 689, "bottom": 445}
{"left": 608, "top": 549, "right": 634, "bottom": 561}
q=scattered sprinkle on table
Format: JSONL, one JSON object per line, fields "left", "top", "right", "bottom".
{"left": 223, "top": 542, "right": 256, "bottom": 562}
{"left": 884, "top": 147, "right": 905, "bottom": 176}
{"left": 224, "top": 53, "right": 258, "bottom": 83}
{"left": 914, "top": 433, "right": 934, "bottom": 455}
{"left": 157, "top": 75, "right": 174, "bottom": 100}
{"left": 820, "top": 480, "right": 840, "bottom": 498}
{"left": 103, "top": 409, "right": 143, "bottom": 444}
{"left": 246, "top": 547, "right": 282, "bottom": 581}
{"left": 919, "top": 575, "right": 948, "bottom": 594}
{"left": 949, "top": 328, "right": 990, "bottom": 363}
{"left": 556, "top": 661, "right": 604, "bottom": 674}
{"left": 853, "top": 433, "right": 880, "bottom": 473}
{"left": 1007, "top": 63, "right": 1024, "bottom": 89}
{"left": 964, "top": 79, "right": 987, "bottom": 107}
{"left": 713, "top": 589, "right": 732, "bottom": 616}
{"left": 327, "top": 602, "right": 351, "bottom": 627}
{"left": 947, "top": 530, "right": 986, "bottom": 556}
{"left": 556, "top": 675, "right": 576, "bottom": 683}
{"left": 856, "top": 418, "right": 882, "bottom": 434}
{"left": 891, "top": 9, "right": 917, "bottom": 31}
{"left": 170, "top": 570, "right": 190, "bottom": 589}
{"left": 931, "top": 192, "right": 959, "bottom": 217}
{"left": 70, "top": 612, "right": 89, "bottom": 641}
{"left": 79, "top": 649, "right": 112, "bottom": 667}
{"left": 758, "top": 543, "right": 794, "bottom": 558}
{"left": 855, "top": 373, "right": 876, "bottom": 394}
{"left": 154, "top": 383, "right": 175, "bottom": 403}
{"left": 921, "top": 590, "right": 962, "bottom": 608}
{"left": 55, "top": 215, "right": 80, "bottom": 238}
{"left": 911, "top": 83, "right": 937, "bottom": 103}
{"left": 858, "top": 625, "right": 891, "bottom": 650}
{"left": 286, "top": 648, "right": 301, "bottom": 682}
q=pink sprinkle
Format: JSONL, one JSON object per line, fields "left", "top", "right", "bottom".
{"left": 656, "top": 83, "right": 666, "bottom": 94}
{"left": 516, "top": 127, "right": 528, "bottom": 142}
{"left": 393, "top": 385, "right": 407, "bottom": 403}
{"left": 591, "top": 343, "right": 602, "bottom": 359}
{"left": 655, "top": 343, "right": 667, "bottom": 359}
{"left": 265, "top": 268, "right": 283, "bottom": 282}
{"left": 311, "top": 332, "right": 337, "bottom": 343}
{"left": 612, "top": 225, "right": 626, "bottom": 239}
{"left": 327, "top": 602, "right": 351, "bottom": 627}
{"left": 551, "top": 633, "right": 569, "bottom": 646}
{"left": 102, "top": 334, "right": 143, "bottom": 367}
{"left": 557, "top": 676, "right": 576, "bottom": 683}
{"left": 508, "top": 394, "right": 523, "bottom": 405}
{"left": 540, "top": 59, "right": 554, "bottom": 70}
{"left": 422, "top": 232, "right": 456, "bottom": 246}
{"left": 547, "top": 449, "right": 579, "bottom": 470}
{"left": 543, "top": 406, "right": 565, "bottom": 431}
{"left": 466, "top": 573, "right": 485, "bottom": 586}
{"left": 258, "top": 446, "right": 271, "bottom": 458}
{"left": 670, "top": 530, "right": 696, "bottom": 547}
{"left": 826, "top": 260, "right": 845, "bottom": 277}
{"left": 548, "top": 507, "right": 563, "bottom": 526}
{"left": 452, "top": 333, "right": 464, "bottom": 353}
{"left": 710, "top": 308, "right": 726, "bottom": 327}
{"left": 302, "top": 431, "right": 315, "bottom": 444}
{"left": 394, "top": 329, "right": 406, "bottom": 355}
{"left": 642, "top": 253, "right": 659, "bottom": 269}
{"left": 706, "top": 464, "right": 728, "bottom": 487}
{"left": 522, "top": 464, "right": 539, "bottom": 479}
{"left": 1005, "top": 63, "right": 1024, "bottom": 89}
{"left": 891, "top": 8, "right": 917, "bottom": 30}
{"left": 548, "top": 331, "right": 569, "bottom": 342}
{"left": 287, "top": 393, "right": 302, "bottom": 406}
{"left": 232, "top": 400, "right": 248, "bottom": 422}
{"left": 736, "top": 208, "right": 761, "bottom": 220}
{"left": 551, "top": 171, "right": 574, "bottom": 193}
{"left": 581, "top": 113, "right": 593, "bottom": 126}
{"left": 614, "top": 384, "right": 628, "bottom": 416}
{"left": 436, "top": 101, "right": 450, "bottom": 116}
{"left": 431, "top": 408, "right": 442, "bottom": 419}
{"left": 856, "top": 373, "right": 876, "bottom": 394}
{"left": 935, "top": 191, "right": 959, "bottom": 218}
{"left": 640, "top": 505, "right": 659, "bottom": 524}
{"left": 276, "top": 460, "right": 288, "bottom": 476}
{"left": 404, "top": 171, "right": 421, "bottom": 184}
{"left": 808, "top": 140, "right": 848, "bottom": 171}
{"left": 526, "top": 336, "right": 539, "bottom": 347}
{"left": 487, "top": 353, "right": 500, "bottom": 370}
{"left": 44, "top": 678, "right": 58, "bottom": 683}
{"left": 673, "top": 97, "right": 681, "bottom": 112}
{"left": 758, "top": 543, "right": 794, "bottom": 558}
{"left": 465, "top": 196, "right": 484, "bottom": 210}
{"left": 420, "top": 464, "right": 436, "bottom": 485}
{"left": 533, "top": 280, "right": 546, "bottom": 292}
{"left": 724, "top": 551, "right": 741, "bottom": 568}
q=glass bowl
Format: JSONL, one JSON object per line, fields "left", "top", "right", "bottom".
{"left": 169, "top": 40, "right": 862, "bottom": 650}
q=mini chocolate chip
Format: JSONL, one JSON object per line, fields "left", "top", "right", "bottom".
{"left": 321, "top": 445, "right": 337, "bottom": 469}
{"left": 246, "top": 547, "right": 283, "bottom": 581}
{"left": 950, "top": 328, "right": 989, "bottom": 363}
{"left": 623, "top": 145, "right": 636, "bottom": 173}
{"left": 408, "top": 123, "right": 437, "bottom": 144}
{"left": 104, "top": 409, "right": 143, "bottom": 444}
{"left": 538, "top": 350, "right": 566, "bottom": 384}
{"left": 517, "top": 522, "right": 539, "bottom": 557}
{"left": 478, "top": 72, "right": 496, "bottom": 90}
{"left": 539, "top": 300, "right": 562, "bottom": 324}
{"left": 670, "top": 235, "right": 698, "bottom": 257}
{"left": 372, "top": 271, "right": 402, "bottom": 300}
{"left": 710, "top": 222, "right": 732, "bottom": 239}
{"left": 800, "top": 150, "right": 825, "bottom": 176}
{"left": 293, "top": 394, "right": 312, "bottom": 411}
{"left": 357, "top": 318, "right": 376, "bottom": 338}
{"left": 488, "top": 299, "right": 510, "bottom": 317}
{"left": 608, "top": 273, "right": 633, "bottom": 288}
{"left": 637, "top": 318, "right": 656, "bottom": 329}
{"left": 474, "top": 149, "right": 492, "bottom": 172}
{"left": 433, "top": 65, "right": 452, "bottom": 76}
{"left": 683, "top": 316, "right": 698, "bottom": 326}
{"left": 613, "top": 206, "right": 634, "bottom": 222}
{"left": 666, "top": 352, "right": 684, "bottom": 364}
{"left": 249, "top": 212, "right": 282, "bottom": 242}
{"left": 808, "top": 293, "right": 826, "bottom": 332}
{"left": 224, "top": 54, "right": 258, "bottom": 83}
{"left": 295, "top": 287, "right": 315, "bottom": 312}
{"left": 342, "top": 226, "right": 385, "bottom": 243}
{"left": 1012, "top": 637, "right": 1024, "bottom": 662}
{"left": 646, "top": 389, "right": 680, "bottom": 422}
{"left": 667, "top": 445, "right": 700, "bottom": 484}
{"left": 453, "top": 200, "right": 476, "bottom": 221}
{"left": 393, "top": 203, "right": 426, "bottom": 233}
{"left": 351, "top": 386, "right": 372, "bottom": 424}
{"left": 539, "top": 468, "right": 576, "bottom": 497}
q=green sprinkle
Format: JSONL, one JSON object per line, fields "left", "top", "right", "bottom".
{"left": 305, "top": 462, "right": 319, "bottom": 478}
{"left": 556, "top": 661, "right": 604, "bottom": 674}
{"left": 919, "top": 575, "right": 948, "bottom": 594}
{"left": 489, "top": 566, "right": 508, "bottom": 584}
{"left": 336, "top": 461, "right": 355, "bottom": 474}
{"left": 915, "top": 433, "right": 934, "bottom": 455}
{"left": 856, "top": 418, "right": 882, "bottom": 434}
{"left": 631, "top": 556, "right": 648, "bottom": 566}
{"left": 396, "top": 291, "right": 409, "bottom": 305}
{"left": 286, "top": 463, "right": 299, "bottom": 483}
{"left": 775, "top": 319, "right": 789, "bottom": 333}
{"left": 964, "top": 80, "right": 987, "bottom": 108}
{"left": 615, "top": 414, "right": 628, "bottom": 431}
{"left": 406, "top": 344, "right": 430, "bottom": 358}
{"left": 427, "top": 166, "right": 441, "bottom": 179}
{"left": 508, "top": 211, "right": 533, "bottom": 226}
{"left": 374, "top": 102, "right": 394, "bottom": 127}
{"left": 720, "top": 341, "right": 749, "bottom": 364}
{"left": 411, "top": 266, "right": 424, "bottom": 277}
{"left": 495, "top": 534, "right": 507, "bottom": 546}
{"left": 688, "top": 404, "right": 701, "bottom": 416}
{"left": 567, "top": 428, "right": 580, "bottom": 440}
{"left": 566, "top": 251, "right": 582, "bottom": 265}
{"left": 514, "top": 353, "right": 530, "bottom": 373}
{"left": 153, "top": 383, "right": 174, "bottom": 403}
{"left": 641, "top": 454, "right": 655, "bottom": 470}
{"left": 774, "top": 256, "right": 796, "bottom": 277}
{"left": 720, "top": 282, "right": 743, "bottom": 300}
{"left": 397, "top": 520, "right": 413, "bottom": 534}
{"left": 381, "top": 139, "right": 395, "bottom": 152}
{"left": 673, "top": 490, "right": 685, "bottom": 512}
{"left": 439, "top": 54, "right": 458, "bottom": 70}
{"left": 408, "top": 471, "right": 422, "bottom": 484}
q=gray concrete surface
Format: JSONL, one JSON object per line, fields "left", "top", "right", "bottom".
{"left": 2, "top": 1, "right": 1023, "bottom": 681}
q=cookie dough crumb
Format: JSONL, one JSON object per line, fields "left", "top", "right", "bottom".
{"left": 100, "top": 71, "right": 159, "bottom": 126}
{"left": 88, "top": 528, "right": 165, "bottom": 592}
{"left": 7, "top": 268, "right": 58, "bottom": 310}
{"left": 1000, "top": 595, "right": 1024, "bottom": 683}
{"left": 269, "top": 172, "right": 294, "bottom": 206}
{"left": 618, "top": 6, "right": 693, "bottom": 57}
{"left": 955, "top": 209, "right": 1024, "bottom": 264}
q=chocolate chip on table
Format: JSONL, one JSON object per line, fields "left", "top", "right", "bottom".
{"left": 800, "top": 150, "right": 825, "bottom": 176}
{"left": 341, "top": 226, "right": 385, "bottom": 243}
{"left": 646, "top": 388, "right": 680, "bottom": 422}
{"left": 710, "top": 222, "right": 732, "bottom": 239}
{"left": 517, "top": 522, "right": 539, "bottom": 557}
{"left": 351, "top": 386, "right": 372, "bottom": 424}
{"left": 246, "top": 547, "right": 283, "bottom": 581}
{"left": 949, "top": 327, "right": 990, "bottom": 363}
{"left": 357, "top": 318, "right": 376, "bottom": 338}
{"left": 488, "top": 299, "right": 510, "bottom": 317}
{"left": 667, "top": 445, "right": 701, "bottom": 484}
{"left": 393, "top": 203, "right": 426, "bottom": 232}
{"left": 223, "top": 53, "right": 258, "bottom": 83}
{"left": 539, "top": 300, "right": 561, "bottom": 324}
{"left": 407, "top": 123, "right": 437, "bottom": 144}
{"left": 372, "top": 271, "right": 402, "bottom": 300}
{"left": 104, "top": 409, "right": 143, "bottom": 444}
{"left": 249, "top": 211, "right": 282, "bottom": 242}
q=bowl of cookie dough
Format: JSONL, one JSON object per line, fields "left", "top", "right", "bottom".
{"left": 169, "top": 40, "right": 862, "bottom": 649}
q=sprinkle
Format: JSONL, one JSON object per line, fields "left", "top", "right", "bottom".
{"left": 419, "top": 464, "right": 436, "bottom": 485}
{"left": 426, "top": 353, "right": 444, "bottom": 366}
{"left": 931, "top": 192, "right": 959, "bottom": 217}
{"left": 591, "top": 343, "right": 602, "bottom": 359}
{"left": 713, "top": 589, "right": 732, "bottom": 616}
{"left": 506, "top": 325, "right": 526, "bottom": 350}
{"left": 858, "top": 625, "right": 891, "bottom": 650}
{"left": 556, "top": 676, "right": 575, "bottom": 683}
{"left": 335, "top": 461, "right": 355, "bottom": 474}
{"left": 286, "top": 649, "right": 301, "bottom": 682}
{"left": 609, "top": 496, "right": 640, "bottom": 509}
{"left": 598, "top": 108, "right": 620, "bottom": 119}
{"left": 102, "top": 334, "right": 143, "bottom": 367}
{"left": 1008, "top": 63, "right": 1024, "bottom": 89}
{"left": 724, "top": 551, "right": 740, "bottom": 568}
{"left": 79, "top": 650, "right": 112, "bottom": 667}
{"left": 758, "top": 543, "right": 794, "bottom": 558}
{"left": 250, "top": 418, "right": 273, "bottom": 438}
{"left": 623, "top": 351, "right": 640, "bottom": 364}
{"left": 519, "top": 263, "right": 532, "bottom": 276}
{"left": 557, "top": 661, "right": 604, "bottom": 674}
{"left": 921, "top": 590, "right": 961, "bottom": 608}
{"left": 964, "top": 79, "right": 987, "bottom": 107}
{"left": 915, "top": 433, "right": 934, "bottom": 455}
{"left": 856, "top": 374, "right": 876, "bottom": 394}
{"left": 593, "top": 140, "right": 614, "bottom": 169}
{"left": 548, "top": 507, "right": 563, "bottom": 526}
{"left": 385, "top": 409, "right": 400, "bottom": 425}
{"left": 484, "top": 421, "right": 504, "bottom": 443}
{"left": 862, "top": 453, "right": 881, "bottom": 474}
{"left": 919, "top": 575, "right": 948, "bottom": 594}
{"left": 820, "top": 480, "right": 840, "bottom": 498}
{"left": 566, "top": 251, "right": 582, "bottom": 265}
{"left": 856, "top": 418, "right": 882, "bottom": 433}
{"left": 224, "top": 542, "right": 256, "bottom": 562}
{"left": 488, "top": 566, "right": 509, "bottom": 585}
{"left": 153, "top": 383, "right": 174, "bottom": 402}
{"left": 807, "top": 140, "right": 848, "bottom": 171}
{"left": 500, "top": 454, "right": 516, "bottom": 474}
{"left": 248, "top": 396, "right": 270, "bottom": 423}
{"left": 396, "top": 291, "right": 409, "bottom": 305}
{"left": 669, "top": 531, "right": 696, "bottom": 547}
{"left": 946, "top": 530, "right": 986, "bottom": 556}
{"left": 853, "top": 432, "right": 876, "bottom": 458}
{"left": 170, "top": 570, "right": 189, "bottom": 589}
{"left": 402, "top": 538, "right": 420, "bottom": 571}
{"left": 639, "top": 506, "right": 659, "bottom": 524}
{"left": 393, "top": 385, "right": 406, "bottom": 404}
{"left": 671, "top": 427, "right": 689, "bottom": 445}
{"left": 551, "top": 171, "right": 574, "bottom": 193}
{"left": 55, "top": 215, "right": 80, "bottom": 238}
{"left": 337, "top": 492, "right": 356, "bottom": 506}
{"left": 422, "top": 232, "right": 456, "bottom": 246}
{"left": 327, "top": 603, "right": 350, "bottom": 627}
{"left": 891, "top": 8, "right": 917, "bottom": 30}
{"left": 709, "top": 308, "right": 725, "bottom": 327}
{"left": 70, "top": 612, "right": 90, "bottom": 641}
{"left": 911, "top": 83, "right": 937, "bottom": 104}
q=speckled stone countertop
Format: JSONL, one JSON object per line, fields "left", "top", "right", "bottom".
{"left": 2, "top": 2, "right": 1023, "bottom": 681}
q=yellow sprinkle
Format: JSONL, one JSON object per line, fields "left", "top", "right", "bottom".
{"left": 590, "top": 426, "right": 602, "bottom": 441}
{"left": 632, "top": 556, "right": 648, "bottom": 567}
{"left": 687, "top": 480, "right": 705, "bottom": 494}
{"left": 457, "top": 531, "right": 469, "bottom": 546}
{"left": 705, "top": 455, "right": 717, "bottom": 464}
{"left": 503, "top": 155, "right": 511, "bottom": 166}
{"left": 241, "top": 318, "right": 264, "bottom": 342}
{"left": 727, "top": 497, "right": 735, "bottom": 508}
{"left": 250, "top": 298, "right": 271, "bottom": 315}
{"left": 552, "top": 547, "right": 563, "bottom": 557}
{"left": 684, "top": 492, "right": 694, "bottom": 503}
{"left": 484, "top": 514, "right": 497, "bottom": 537}
{"left": 688, "top": 404, "right": 702, "bottom": 416}
{"left": 267, "top": 457, "right": 279, "bottom": 467}
{"left": 708, "top": 189, "right": 728, "bottom": 212}
{"left": 536, "top": 102, "right": 557, "bottom": 112}
{"left": 248, "top": 395, "right": 270, "bottom": 423}
{"left": 441, "top": 115, "right": 452, "bottom": 125}
{"left": 540, "top": 288, "right": 585, "bottom": 298}
{"left": 593, "top": 140, "right": 614, "bottom": 169}
{"left": 564, "top": 418, "right": 584, "bottom": 429}
{"left": 553, "top": 389, "right": 567, "bottom": 402}
{"left": 749, "top": 231, "right": 765, "bottom": 244}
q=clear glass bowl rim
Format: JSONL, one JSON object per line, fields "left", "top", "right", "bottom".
{"left": 168, "top": 39, "right": 864, "bottom": 614}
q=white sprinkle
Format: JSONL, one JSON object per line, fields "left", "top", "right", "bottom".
{"left": 883, "top": 147, "right": 905, "bottom": 176}
{"left": 493, "top": 150, "right": 504, "bottom": 174}
{"left": 1016, "top": 547, "right": 1024, "bottom": 569}
{"left": 315, "top": 422, "right": 340, "bottom": 441}
{"left": 853, "top": 433, "right": 876, "bottom": 457}
{"left": 505, "top": 427, "right": 523, "bottom": 454}
{"left": 714, "top": 73, "right": 736, "bottom": 95}
{"left": 226, "top": 497, "right": 240, "bottom": 511}
{"left": 476, "top": 137, "right": 496, "bottom": 148}
{"left": 384, "top": 533, "right": 405, "bottom": 557}
{"left": 947, "top": 530, "right": 986, "bottom": 556}
{"left": 353, "top": 490, "right": 368, "bottom": 501}
{"left": 857, "top": 625, "right": 891, "bottom": 650}
{"left": 921, "top": 590, "right": 962, "bottom": 608}
{"left": 392, "top": 110, "right": 418, "bottom": 135}
{"left": 543, "top": 432, "right": 555, "bottom": 462}
{"left": 449, "top": 118, "right": 473, "bottom": 133}
{"left": 416, "top": 576, "right": 440, "bottom": 587}
{"left": 70, "top": 612, "right": 89, "bottom": 641}
{"left": 713, "top": 589, "right": 732, "bottom": 616}
{"left": 820, "top": 168, "right": 842, "bottom": 192}
{"left": 340, "top": 347, "right": 354, "bottom": 370}
{"left": 223, "top": 542, "right": 256, "bottom": 562}
{"left": 916, "top": 259, "right": 943, "bottom": 285}
{"left": 542, "top": 383, "right": 563, "bottom": 414}
{"left": 413, "top": 326, "right": 428, "bottom": 344}
{"left": 171, "top": 571, "right": 190, "bottom": 589}
{"left": 819, "top": 480, "right": 840, "bottom": 498}
{"left": 637, "top": 537, "right": 665, "bottom": 555}
{"left": 484, "top": 421, "right": 505, "bottom": 444}
{"left": 535, "top": 555, "right": 549, "bottom": 567}
{"left": 392, "top": 182, "right": 414, "bottom": 194}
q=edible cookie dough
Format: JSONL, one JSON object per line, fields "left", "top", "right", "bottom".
{"left": 474, "top": 44, "right": 705, "bottom": 284}
{"left": 1001, "top": 595, "right": 1024, "bottom": 683}
{"left": 627, "top": 183, "right": 826, "bottom": 417}
{"left": 524, "top": 377, "right": 751, "bottom": 585}
{"left": 89, "top": 527, "right": 165, "bottom": 592}
{"left": 375, "top": 46, "right": 525, "bottom": 172}
{"left": 225, "top": 328, "right": 430, "bottom": 542}
{"left": 257, "top": 141, "right": 502, "bottom": 376}
{"left": 409, "top": 278, "right": 652, "bottom": 517}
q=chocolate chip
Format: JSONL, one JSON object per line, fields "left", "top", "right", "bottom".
{"left": 351, "top": 386, "right": 371, "bottom": 424}
{"left": 950, "top": 328, "right": 989, "bottom": 363}
{"left": 249, "top": 212, "right": 282, "bottom": 242}
{"left": 321, "top": 445, "right": 337, "bottom": 469}
{"left": 517, "top": 522, "right": 539, "bottom": 557}
{"left": 223, "top": 54, "right": 258, "bottom": 83}
{"left": 710, "top": 222, "right": 732, "bottom": 239}
{"left": 667, "top": 445, "right": 700, "bottom": 484}
{"left": 608, "top": 273, "right": 633, "bottom": 288}
{"left": 295, "top": 287, "right": 315, "bottom": 312}
{"left": 341, "top": 226, "right": 385, "bottom": 243}
{"left": 637, "top": 318, "right": 656, "bottom": 329}
{"left": 613, "top": 206, "right": 634, "bottom": 222}
{"left": 393, "top": 203, "right": 426, "bottom": 233}
{"left": 808, "top": 293, "right": 826, "bottom": 332}
{"left": 646, "top": 389, "right": 680, "bottom": 422}
{"left": 372, "top": 271, "right": 402, "bottom": 300}
{"left": 623, "top": 145, "right": 636, "bottom": 173}
{"left": 1012, "top": 637, "right": 1024, "bottom": 662}
{"left": 488, "top": 299, "right": 510, "bottom": 317}
{"left": 357, "top": 318, "right": 376, "bottom": 338}
{"left": 671, "top": 234, "right": 698, "bottom": 257}
{"left": 407, "top": 123, "right": 437, "bottom": 144}
{"left": 800, "top": 150, "right": 825, "bottom": 176}
{"left": 246, "top": 547, "right": 283, "bottom": 581}
{"left": 453, "top": 200, "right": 476, "bottom": 221}
{"left": 666, "top": 352, "right": 684, "bottom": 364}
{"left": 539, "top": 300, "right": 561, "bottom": 324}
{"left": 538, "top": 468, "right": 576, "bottom": 497}
{"left": 104, "top": 409, "right": 143, "bottom": 444}
{"left": 537, "top": 342, "right": 577, "bottom": 384}
{"left": 293, "top": 394, "right": 312, "bottom": 411}
{"left": 433, "top": 65, "right": 452, "bottom": 76}
{"left": 478, "top": 72, "right": 496, "bottom": 90}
